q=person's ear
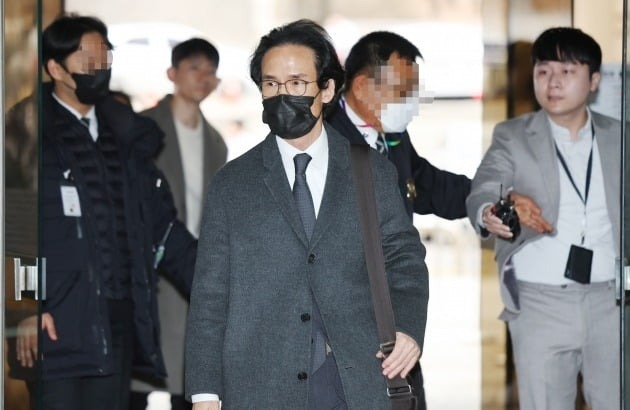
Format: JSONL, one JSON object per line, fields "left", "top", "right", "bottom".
{"left": 166, "top": 66, "right": 177, "bottom": 83}
{"left": 590, "top": 71, "right": 601, "bottom": 92}
{"left": 320, "top": 79, "right": 335, "bottom": 104}
{"left": 46, "top": 59, "right": 66, "bottom": 82}
{"left": 351, "top": 74, "right": 369, "bottom": 101}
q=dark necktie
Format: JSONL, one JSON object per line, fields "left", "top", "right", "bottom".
{"left": 293, "top": 154, "right": 326, "bottom": 374}
{"left": 80, "top": 117, "right": 90, "bottom": 128}
{"left": 375, "top": 133, "right": 388, "bottom": 155}
{"left": 293, "top": 153, "right": 316, "bottom": 240}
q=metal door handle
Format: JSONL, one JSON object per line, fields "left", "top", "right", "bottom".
{"left": 13, "top": 257, "right": 46, "bottom": 301}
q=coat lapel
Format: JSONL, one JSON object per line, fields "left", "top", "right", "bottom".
{"left": 524, "top": 111, "right": 560, "bottom": 221}
{"left": 154, "top": 96, "right": 187, "bottom": 221}
{"left": 261, "top": 134, "right": 311, "bottom": 247}
{"left": 260, "top": 127, "right": 353, "bottom": 249}
{"left": 310, "top": 125, "right": 352, "bottom": 248}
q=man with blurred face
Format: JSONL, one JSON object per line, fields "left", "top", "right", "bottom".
{"left": 131, "top": 38, "right": 227, "bottom": 410}
{"left": 328, "top": 31, "right": 472, "bottom": 223}
{"left": 184, "top": 19, "right": 429, "bottom": 410}
{"left": 17, "top": 14, "right": 197, "bottom": 410}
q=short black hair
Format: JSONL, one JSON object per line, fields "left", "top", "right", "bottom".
{"left": 249, "top": 19, "right": 344, "bottom": 116}
{"left": 531, "top": 27, "right": 602, "bottom": 75}
{"left": 172, "top": 37, "right": 220, "bottom": 68}
{"left": 344, "top": 31, "right": 422, "bottom": 86}
{"left": 42, "top": 14, "right": 113, "bottom": 75}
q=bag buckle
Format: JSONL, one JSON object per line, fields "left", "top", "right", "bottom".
{"left": 379, "top": 340, "right": 395, "bottom": 356}
{"left": 387, "top": 384, "right": 413, "bottom": 398}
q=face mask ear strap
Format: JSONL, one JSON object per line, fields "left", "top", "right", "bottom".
{"left": 311, "top": 88, "right": 326, "bottom": 120}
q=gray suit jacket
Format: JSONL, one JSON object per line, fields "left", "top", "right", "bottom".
{"left": 185, "top": 125, "right": 429, "bottom": 409}
{"left": 133, "top": 95, "right": 227, "bottom": 394}
{"left": 466, "top": 110, "right": 620, "bottom": 319}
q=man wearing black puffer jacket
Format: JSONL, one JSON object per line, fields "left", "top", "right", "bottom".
{"left": 14, "top": 14, "right": 197, "bottom": 410}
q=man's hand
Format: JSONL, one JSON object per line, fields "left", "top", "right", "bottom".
{"left": 16, "top": 313, "right": 57, "bottom": 368}
{"left": 375, "top": 332, "right": 421, "bottom": 379}
{"left": 482, "top": 204, "right": 513, "bottom": 239}
{"left": 510, "top": 192, "right": 553, "bottom": 234}
{"left": 192, "top": 402, "right": 220, "bottom": 410}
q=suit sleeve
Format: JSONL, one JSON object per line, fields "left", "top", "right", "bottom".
{"left": 185, "top": 176, "right": 230, "bottom": 400}
{"left": 466, "top": 122, "right": 516, "bottom": 236}
{"left": 410, "top": 143, "right": 471, "bottom": 219}
{"left": 373, "top": 152, "right": 430, "bottom": 349}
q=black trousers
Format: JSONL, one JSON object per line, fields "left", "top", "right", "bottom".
{"left": 28, "top": 300, "right": 134, "bottom": 410}
{"left": 308, "top": 353, "right": 347, "bottom": 410}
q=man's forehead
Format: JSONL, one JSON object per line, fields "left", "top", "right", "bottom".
{"left": 71, "top": 33, "right": 113, "bottom": 70}
{"left": 79, "top": 42, "right": 107, "bottom": 49}
{"left": 373, "top": 61, "right": 418, "bottom": 85}
{"left": 261, "top": 44, "right": 317, "bottom": 76}
{"left": 180, "top": 54, "right": 216, "bottom": 66}
{"left": 78, "top": 33, "right": 109, "bottom": 51}
{"left": 534, "top": 59, "right": 583, "bottom": 67}
{"left": 374, "top": 56, "right": 418, "bottom": 74}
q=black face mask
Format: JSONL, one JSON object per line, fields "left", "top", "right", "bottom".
{"left": 262, "top": 94, "right": 321, "bottom": 140}
{"left": 71, "top": 69, "right": 112, "bottom": 105}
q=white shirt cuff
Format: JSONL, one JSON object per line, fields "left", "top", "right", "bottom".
{"left": 191, "top": 393, "right": 220, "bottom": 403}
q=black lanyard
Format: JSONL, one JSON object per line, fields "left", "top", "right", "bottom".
{"left": 554, "top": 123, "right": 595, "bottom": 207}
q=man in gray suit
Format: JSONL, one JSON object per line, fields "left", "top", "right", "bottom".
{"left": 185, "top": 19, "right": 429, "bottom": 409}
{"left": 467, "top": 27, "right": 620, "bottom": 409}
{"left": 131, "top": 38, "right": 227, "bottom": 410}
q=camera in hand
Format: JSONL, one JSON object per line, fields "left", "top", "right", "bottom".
{"left": 492, "top": 195, "right": 521, "bottom": 242}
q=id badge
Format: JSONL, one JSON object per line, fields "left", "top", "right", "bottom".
{"left": 563, "top": 244, "right": 593, "bottom": 284}
{"left": 60, "top": 184, "right": 82, "bottom": 217}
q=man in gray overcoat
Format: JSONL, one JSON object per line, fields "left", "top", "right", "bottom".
{"left": 184, "top": 19, "right": 429, "bottom": 409}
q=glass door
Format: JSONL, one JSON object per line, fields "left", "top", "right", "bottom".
{"left": 3, "top": 0, "right": 63, "bottom": 408}
{"left": 623, "top": 0, "right": 630, "bottom": 406}
{"left": 4, "top": 0, "right": 41, "bottom": 407}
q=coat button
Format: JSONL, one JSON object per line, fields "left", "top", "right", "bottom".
{"left": 308, "top": 254, "right": 316, "bottom": 263}
{"left": 301, "top": 313, "right": 311, "bottom": 322}
{"left": 297, "top": 372, "right": 308, "bottom": 381}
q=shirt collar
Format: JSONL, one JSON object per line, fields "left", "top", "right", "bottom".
{"left": 52, "top": 92, "right": 96, "bottom": 123}
{"left": 276, "top": 126, "right": 328, "bottom": 156}
{"left": 276, "top": 127, "right": 328, "bottom": 174}
{"left": 547, "top": 109, "right": 593, "bottom": 144}
{"left": 340, "top": 96, "right": 379, "bottom": 144}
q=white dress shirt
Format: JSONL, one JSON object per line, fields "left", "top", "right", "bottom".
{"left": 191, "top": 127, "right": 329, "bottom": 404}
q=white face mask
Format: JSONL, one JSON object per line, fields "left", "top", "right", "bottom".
{"left": 379, "top": 97, "right": 420, "bottom": 133}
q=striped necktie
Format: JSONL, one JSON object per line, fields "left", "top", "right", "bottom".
{"left": 375, "top": 133, "right": 388, "bottom": 155}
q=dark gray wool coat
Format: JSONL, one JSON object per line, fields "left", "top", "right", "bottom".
{"left": 185, "top": 124, "right": 429, "bottom": 409}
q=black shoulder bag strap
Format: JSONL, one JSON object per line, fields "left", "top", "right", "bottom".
{"left": 349, "top": 144, "right": 418, "bottom": 410}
